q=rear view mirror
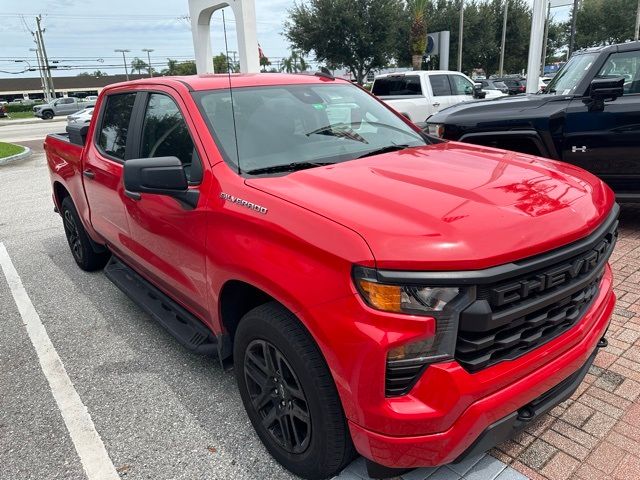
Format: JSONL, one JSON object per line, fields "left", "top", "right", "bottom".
{"left": 123, "top": 156, "right": 199, "bottom": 209}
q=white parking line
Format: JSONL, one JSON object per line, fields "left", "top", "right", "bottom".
{"left": 0, "top": 243, "right": 120, "bottom": 480}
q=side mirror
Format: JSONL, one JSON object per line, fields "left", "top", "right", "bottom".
{"left": 585, "top": 76, "right": 625, "bottom": 111}
{"left": 123, "top": 156, "right": 199, "bottom": 209}
{"left": 590, "top": 76, "right": 624, "bottom": 100}
{"left": 473, "top": 83, "right": 486, "bottom": 99}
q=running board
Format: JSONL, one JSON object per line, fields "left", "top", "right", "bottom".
{"left": 104, "top": 256, "right": 217, "bottom": 355}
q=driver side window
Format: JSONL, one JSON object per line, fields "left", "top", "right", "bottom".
{"left": 597, "top": 51, "right": 640, "bottom": 95}
{"left": 140, "top": 93, "right": 203, "bottom": 183}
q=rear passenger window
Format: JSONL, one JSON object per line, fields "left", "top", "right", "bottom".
{"left": 97, "top": 93, "right": 136, "bottom": 160}
{"left": 372, "top": 76, "right": 422, "bottom": 96}
{"left": 429, "top": 75, "right": 452, "bottom": 96}
{"left": 140, "top": 93, "right": 202, "bottom": 183}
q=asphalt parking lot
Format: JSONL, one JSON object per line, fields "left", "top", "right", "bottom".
{"left": 1, "top": 121, "right": 639, "bottom": 480}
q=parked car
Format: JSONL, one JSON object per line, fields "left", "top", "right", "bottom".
{"left": 492, "top": 77, "right": 527, "bottom": 95}
{"left": 478, "top": 79, "right": 510, "bottom": 95}
{"left": 66, "top": 107, "right": 94, "bottom": 126}
{"left": 34, "top": 97, "right": 95, "bottom": 120}
{"left": 0, "top": 104, "right": 6, "bottom": 118}
{"left": 85, "top": 95, "right": 98, "bottom": 102}
{"left": 371, "top": 70, "right": 485, "bottom": 122}
{"left": 426, "top": 41, "right": 640, "bottom": 202}
{"left": 46, "top": 73, "right": 616, "bottom": 480}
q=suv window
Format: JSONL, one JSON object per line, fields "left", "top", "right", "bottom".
{"left": 429, "top": 75, "right": 452, "bottom": 96}
{"left": 598, "top": 50, "right": 640, "bottom": 94}
{"left": 97, "top": 92, "right": 137, "bottom": 160}
{"left": 140, "top": 93, "right": 202, "bottom": 183}
{"left": 449, "top": 75, "right": 474, "bottom": 95}
{"left": 372, "top": 76, "right": 422, "bottom": 96}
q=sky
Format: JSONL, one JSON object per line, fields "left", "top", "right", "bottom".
{"left": 0, "top": 0, "right": 571, "bottom": 79}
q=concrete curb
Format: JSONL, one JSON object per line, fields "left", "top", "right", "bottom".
{"left": 0, "top": 116, "right": 68, "bottom": 126}
{"left": 0, "top": 146, "right": 32, "bottom": 166}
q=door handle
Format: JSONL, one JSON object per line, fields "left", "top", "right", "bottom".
{"left": 433, "top": 103, "right": 440, "bottom": 107}
{"left": 82, "top": 169, "right": 95, "bottom": 179}
{"left": 124, "top": 189, "right": 142, "bottom": 201}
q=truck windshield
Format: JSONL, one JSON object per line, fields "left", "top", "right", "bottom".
{"left": 192, "top": 83, "right": 427, "bottom": 175}
{"left": 544, "top": 53, "right": 598, "bottom": 95}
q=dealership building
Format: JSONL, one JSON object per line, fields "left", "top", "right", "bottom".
{"left": 0, "top": 74, "right": 148, "bottom": 102}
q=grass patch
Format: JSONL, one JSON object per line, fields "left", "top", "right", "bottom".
{"left": 0, "top": 142, "right": 25, "bottom": 159}
{"left": 1, "top": 111, "right": 35, "bottom": 120}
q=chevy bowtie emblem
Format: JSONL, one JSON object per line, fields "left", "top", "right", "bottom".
{"left": 220, "top": 192, "right": 268, "bottom": 214}
{"left": 572, "top": 146, "right": 587, "bottom": 153}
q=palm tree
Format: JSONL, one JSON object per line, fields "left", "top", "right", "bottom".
{"left": 409, "top": 0, "right": 428, "bottom": 71}
{"left": 130, "top": 57, "right": 148, "bottom": 75}
{"left": 280, "top": 51, "right": 310, "bottom": 73}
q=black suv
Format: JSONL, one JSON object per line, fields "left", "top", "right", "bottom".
{"left": 426, "top": 41, "right": 640, "bottom": 202}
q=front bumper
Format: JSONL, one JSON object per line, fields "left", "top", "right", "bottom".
{"left": 345, "top": 266, "right": 614, "bottom": 468}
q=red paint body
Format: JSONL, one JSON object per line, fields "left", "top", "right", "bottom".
{"left": 45, "top": 74, "right": 616, "bottom": 469}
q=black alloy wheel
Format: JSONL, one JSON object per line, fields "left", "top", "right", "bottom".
{"left": 244, "top": 339, "right": 311, "bottom": 454}
{"left": 63, "top": 208, "right": 84, "bottom": 264}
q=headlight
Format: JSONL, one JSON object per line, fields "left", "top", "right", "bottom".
{"left": 355, "top": 272, "right": 460, "bottom": 315}
{"left": 353, "top": 266, "right": 473, "bottom": 396}
{"left": 427, "top": 123, "right": 445, "bottom": 138}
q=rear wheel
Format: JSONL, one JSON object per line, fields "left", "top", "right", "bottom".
{"left": 61, "top": 197, "right": 110, "bottom": 271}
{"left": 234, "top": 302, "right": 355, "bottom": 480}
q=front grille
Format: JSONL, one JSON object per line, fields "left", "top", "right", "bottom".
{"left": 455, "top": 214, "right": 618, "bottom": 373}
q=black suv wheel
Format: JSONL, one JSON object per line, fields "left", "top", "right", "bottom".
{"left": 234, "top": 302, "right": 355, "bottom": 480}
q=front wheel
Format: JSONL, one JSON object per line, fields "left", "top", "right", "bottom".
{"left": 41, "top": 110, "right": 54, "bottom": 120}
{"left": 234, "top": 302, "right": 355, "bottom": 480}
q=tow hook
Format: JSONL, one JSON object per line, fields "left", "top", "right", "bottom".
{"left": 597, "top": 337, "right": 608, "bottom": 349}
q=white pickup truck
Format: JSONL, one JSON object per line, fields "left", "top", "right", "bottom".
{"left": 372, "top": 70, "right": 490, "bottom": 123}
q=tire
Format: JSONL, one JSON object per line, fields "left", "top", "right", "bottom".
{"left": 41, "top": 110, "right": 54, "bottom": 120}
{"left": 234, "top": 302, "right": 355, "bottom": 480}
{"left": 61, "top": 197, "right": 110, "bottom": 271}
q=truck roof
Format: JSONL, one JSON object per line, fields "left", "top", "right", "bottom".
{"left": 103, "top": 73, "right": 346, "bottom": 93}
{"left": 374, "top": 70, "right": 468, "bottom": 79}
{"left": 574, "top": 40, "right": 640, "bottom": 55}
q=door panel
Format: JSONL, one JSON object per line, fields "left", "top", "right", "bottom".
{"left": 83, "top": 92, "right": 137, "bottom": 247}
{"left": 123, "top": 89, "right": 211, "bottom": 320}
{"left": 562, "top": 50, "right": 640, "bottom": 193}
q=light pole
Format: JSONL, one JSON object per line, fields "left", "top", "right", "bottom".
{"left": 114, "top": 49, "right": 130, "bottom": 80}
{"left": 142, "top": 48, "right": 154, "bottom": 77}
{"left": 458, "top": 0, "right": 464, "bottom": 72}
{"left": 499, "top": 0, "right": 509, "bottom": 77}
{"left": 635, "top": 0, "right": 640, "bottom": 41}
{"left": 568, "top": 0, "right": 579, "bottom": 56}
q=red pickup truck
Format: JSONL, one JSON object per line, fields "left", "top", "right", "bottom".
{"left": 45, "top": 73, "right": 618, "bottom": 480}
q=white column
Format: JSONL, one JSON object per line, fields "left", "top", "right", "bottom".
{"left": 188, "top": 0, "right": 260, "bottom": 75}
{"left": 526, "top": 0, "right": 548, "bottom": 93}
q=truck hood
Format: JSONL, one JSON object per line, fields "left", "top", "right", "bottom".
{"left": 428, "top": 93, "right": 566, "bottom": 125}
{"left": 246, "top": 142, "right": 614, "bottom": 270}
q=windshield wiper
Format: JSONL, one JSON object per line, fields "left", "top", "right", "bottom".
{"left": 244, "top": 161, "right": 335, "bottom": 176}
{"left": 356, "top": 144, "right": 411, "bottom": 159}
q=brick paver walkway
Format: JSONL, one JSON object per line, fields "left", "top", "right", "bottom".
{"left": 493, "top": 203, "right": 640, "bottom": 480}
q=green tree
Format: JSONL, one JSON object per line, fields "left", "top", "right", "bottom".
{"left": 574, "top": 0, "right": 637, "bottom": 49}
{"left": 260, "top": 55, "right": 272, "bottom": 72}
{"left": 161, "top": 59, "right": 196, "bottom": 76}
{"left": 213, "top": 53, "right": 232, "bottom": 73}
{"left": 409, "top": 0, "right": 429, "bottom": 70}
{"left": 285, "top": 0, "right": 404, "bottom": 84}
{"left": 280, "top": 51, "right": 310, "bottom": 73}
{"left": 130, "top": 57, "right": 148, "bottom": 75}
{"left": 76, "top": 70, "right": 109, "bottom": 77}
